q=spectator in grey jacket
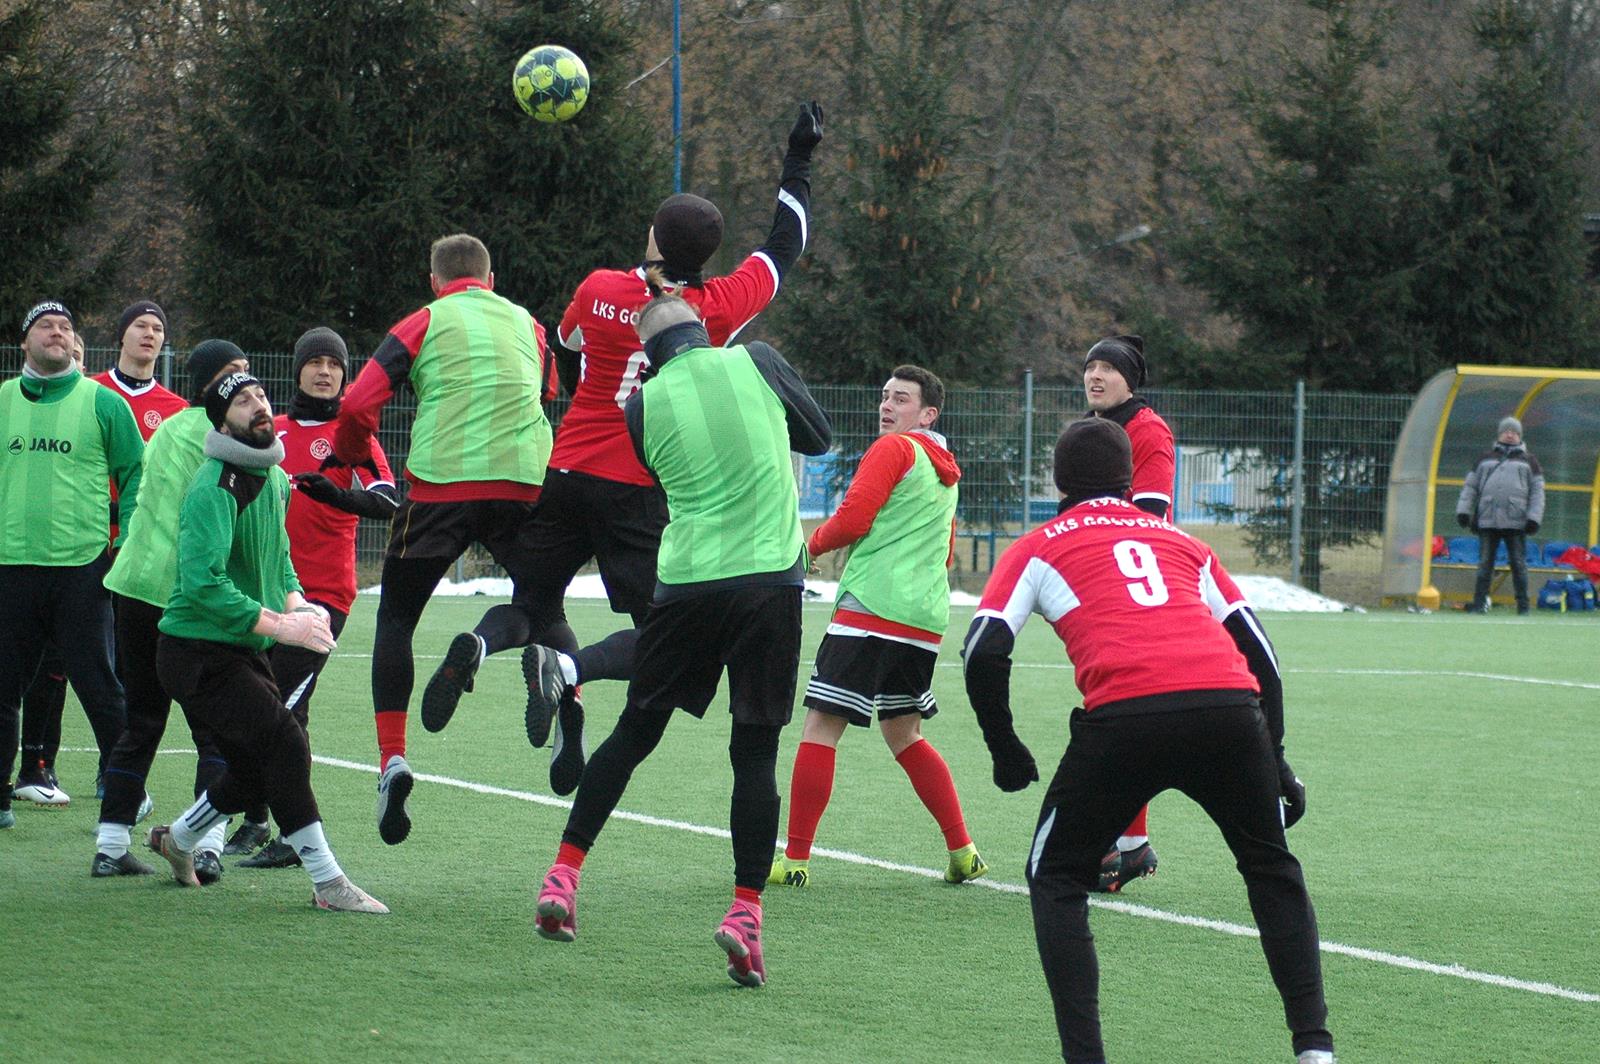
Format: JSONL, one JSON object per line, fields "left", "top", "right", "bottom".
{"left": 1456, "top": 416, "right": 1544, "bottom": 615}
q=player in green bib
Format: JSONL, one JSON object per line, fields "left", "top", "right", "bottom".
{"left": 532, "top": 278, "right": 830, "bottom": 989}
{"left": 1, "top": 301, "right": 144, "bottom": 830}
{"left": 90, "top": 340, "right": 251, "bottom": 877}
{"left": 769, "top": 365, "right": 988, "bottom": 890}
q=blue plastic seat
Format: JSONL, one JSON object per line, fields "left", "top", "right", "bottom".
{"left": 1525, "top": 539, "right": 1542, "bottom": 564}
{"left": 1447, "top": 536, "right": 1479, "bottom": 564}
{"left": 1543, "top": 541, "right": 1578, "bottom": 566}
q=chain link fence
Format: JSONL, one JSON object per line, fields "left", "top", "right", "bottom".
{"left": 3, "top": 345, "right": 1412, "bottom": 604}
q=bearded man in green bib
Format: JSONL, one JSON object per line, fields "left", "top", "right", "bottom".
{"left": 531, "top": 278, "right": 830, "bottom": 990}
{"left": 1, "top": 301, "right": 144, "bottom": 830}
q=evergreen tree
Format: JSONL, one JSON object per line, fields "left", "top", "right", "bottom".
{"left": 773, "top": 1, "right": 1009, "bottom": 387}
{"left": 0, "top": 1, "right": 122, "bottom": 336}
{"left": 1424, "top": 0, "right": 1590, "bottom": 366}
{"left": 1172, "top": 0, "right": 1435, "bottom": 392}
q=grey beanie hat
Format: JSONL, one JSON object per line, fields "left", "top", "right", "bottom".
{"left": 1498, "top": 416, "right": 1523, "bottom": 437}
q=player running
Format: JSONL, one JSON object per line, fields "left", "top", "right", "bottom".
{"left": 1082, "top": 333, "right": 1176, "bottom": 892}
{"left": 962, "top": 418, "right": 1333, "bottom": 1064}
{"left": 224, "top": 327, "right": 398, "bottom": 866}
{"left": 421, "top": 103, "right": 825, "bottom": 799}
{"left": 145, "top": 371, "right": 384, "bottom": 912}
{"left": 532, "top": 283, "right": 831, "bottom": 989}
{"left": 334, "top": 233, "right": 555, "bottom": 845}
{"left": 769, "top": 365, "right": 987, "bottom": 889}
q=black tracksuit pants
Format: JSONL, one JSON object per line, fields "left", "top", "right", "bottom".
{"left": 0, "top": 559, "right": 126, "bottom": 800}
{"left": 98, "top": 596, "right": 228, "bottom": 826}
{"left": 1026, "top": 700, "right": 1332, "bottom": 1063}
{"left": 156, "top": 635, "right": 321, "bottom": 837}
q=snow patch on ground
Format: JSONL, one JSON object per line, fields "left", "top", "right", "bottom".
{"left": 361, "top": 573, "right": 1356, "bottom": 612}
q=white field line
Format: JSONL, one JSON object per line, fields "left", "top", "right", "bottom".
{"left": 103, "top": 745, "right": 1593, "bottom": 1004}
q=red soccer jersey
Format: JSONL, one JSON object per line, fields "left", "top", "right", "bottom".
{"left": 1124, "top": 405, "right": 1176, "bottom": 515}
{"left": 552, "top": 258, "right": 779, "bottom": 486}
{"left": 974, "top": 497, "right": 1256, "bottom": 709}
{"left": 94, "top": 370, "right": 190, "bottom": 544}
{"left": 275, "top": 415, "right": 395, "bottom": 614}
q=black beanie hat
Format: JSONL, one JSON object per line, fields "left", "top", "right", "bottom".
{"left": 652, "top": 194, "right": 724, "bottom": 277}
{"left": 204, "top": 371, "right": 262, "bottom": 429}
{"left": 186, "top": 339, "right": 247, "bottom": 402}
{"left": 1084, "top": 334, "right": 1147, "bottom": 391}
{"left": 116, "top": 300, "right": 167, "bottom": 348}
{"left": 1054, "top": 418, "right": 1133, "bottom": 497}
{"left": 21, "top": 300, "right": 73, "bottom": 338}
{"left": 292, "top": 327, "right": 349, "bottom": 384}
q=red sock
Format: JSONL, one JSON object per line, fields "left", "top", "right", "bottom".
{"left": 555, "top": 842, "right": 587, "bottom": 871}
{"left": 1124, "top": 805, "right": 1149, "bottom": 839}
{"left": 734, "top": 886, "right": 762, "bottom": 908}
{"left": 896, "top": 739, "right": 970, "bottom": 851}
{"left": 783, "top": 741, "right": 836, "bottom": 861}
{"left": 375, "top": 711, "right": 407, "bottom": 770}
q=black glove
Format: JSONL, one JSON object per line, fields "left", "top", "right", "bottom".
{"left": 1525, "top": 519, "right": 1540, "bottom": 535}
{"left": 293, "top": 472, "right": 346, "bottom": 507}
{"left": 1278, "top": 755, "right": 1306, "bottom": 829}
{"left": 319, "top": 453, "right": 382, "bottom": 481}
{"left": 1456, "top": 513, "right": 1470, "bottom": 529}
{"left": 989, "top": 735, "right": 1039, "bottom": 793}
{"left": 787, "top": 101, "right": 824, "bottom": 157}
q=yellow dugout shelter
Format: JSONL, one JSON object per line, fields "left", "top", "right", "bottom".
{"left": 1382, "top": 365, "right": 1600, "bottom": 608}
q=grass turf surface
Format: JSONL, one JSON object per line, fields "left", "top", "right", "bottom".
{"left": 4, "top": 597, "right": 1598, "bottom": 1062}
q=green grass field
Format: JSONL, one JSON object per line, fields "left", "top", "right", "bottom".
{"left": 4, "top": 597, "right": 1598, "bottom": 1063}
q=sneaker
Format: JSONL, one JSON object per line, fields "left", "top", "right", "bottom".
{"left": 13, "top": 771, "right": 69, "bottom": 807}
{"left": 135, "top": 792, "right": 155, "bottom": 825}
{"left": 194, "top": 849, "right": 224, "bottom": 885}
{"left": 0, "top": 807, "right": 13, "bottom": 830}
{"left": 767, "top": 856, "right": 809, "bottom": 888}
{"left": 713, "top": 900, "right": 766, "bottom": 988}
{"left": 535, "top": 863, "right": 581, "bottom": 942}
{"left": 549, "top": 691, "right": 586, "bottom": 796}
{"left": 146, "top": 825, "right": 200, "bottom": 887}
{"left": 522, "top": 644, "right": 567, "bottom": 748}
{"left": 240, "top": 837, "right": 303, "bottom": 869}
{"left": 421, "top": 632, "right": 484, "bottom": 733}
{"left": 944, "top": 844, "right": 989, "bottom": 884}
{"left": 1296, "top": 1051, "right": 1336, "bottom": 1063}
{"left": 223, "top": 820, "right": 271, "bottom": 856}
{"left": 1109, "top": 842, "right": 1158, "bottom": 893}
{"left": 91, "top": 851, "right": 155, "bottom": 877}
{"left": 376, "top": 755, "right": 414, "bottom": 846}
{"left": 312, "top": 874, "right": 390, "bottom": 914}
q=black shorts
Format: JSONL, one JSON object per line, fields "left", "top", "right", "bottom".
{"left": 385, "top": 497, "right": 539, "bottom": 581}
{"left": 510, "top": 470, "right": 668, "bottom": 617}
{"left": 628, "top": 584, "right": 802, "bottom": 726}
{"left": 803, "top": 633, "right": 938, "bottom": 727}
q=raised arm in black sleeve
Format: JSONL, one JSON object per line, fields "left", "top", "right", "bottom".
{"left": 745, "top": 341, "right": 832, "bottom": 456}
{"left": 755, "top": 102, "right": 824, "bottom": 286}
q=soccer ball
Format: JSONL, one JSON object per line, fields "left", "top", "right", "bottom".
{"left": 512, "top": 45, "right": 590, "bottom": 123}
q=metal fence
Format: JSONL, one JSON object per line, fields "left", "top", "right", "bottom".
{"left": 2, "top": 346, "right": 1414, "bottom": 604}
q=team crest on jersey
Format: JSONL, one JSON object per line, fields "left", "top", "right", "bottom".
{"left": 311, "top": 437, "right": 332, "bottom": 461}
{"left": 143, "top": 410, "right": 163, "bottom": 430}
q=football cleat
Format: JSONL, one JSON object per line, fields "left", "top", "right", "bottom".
{"left": 421, "top": 632, "right": 484, "bottom": 733}
{"left": 944, "top": 844, "right": 989, "bottom": 885}
{"left": 1096, "top": 847, "right": 1122, "bottom": 893}
{"left": 713, "top": 900, "right": 766, "bottom": 988}
{"left": 135, "top": 792, "right": 155, "bottom": 825}
{"left": 240, "top": 837, "right": 302, "bottom": 869}
{"left": 91, "top": 851, "right": 155, "bottom": 877}
{"left": 375, "top": 755, "right": 414, "bottom": 846}
{"left": 1295, "top": 1052, "right": 1336, "bottom": 1063}
{"left": 146, "top": 825, "right": 200, "bottom": 887}
{"left": 767, "top": 856, "right": 809, "bottom": 888}
{"left": 522, "top": 644, "right": 567, "bottom": 749}
{"left": 313, "top": 875, "right": 390, "bottom": 914}
{"left": 1105, "top": 842, "right": 1158, "bottom": 893}
{"left": 548, "top": 691, "right": 587, "bottom": 796}
{"left": 535, "top": 863, "right": 581, "bottom": 943}
{"left": 223, "top": 820, "right": 270, "bottom": 856}
{"left": 12, "top": 771, "right": 69, "bottom": 808}
{"left": 194, "top": 849, "right": 224, "bottom": 886}
{"left": 0, "top": 807, "right": 14, "bottom": 830}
